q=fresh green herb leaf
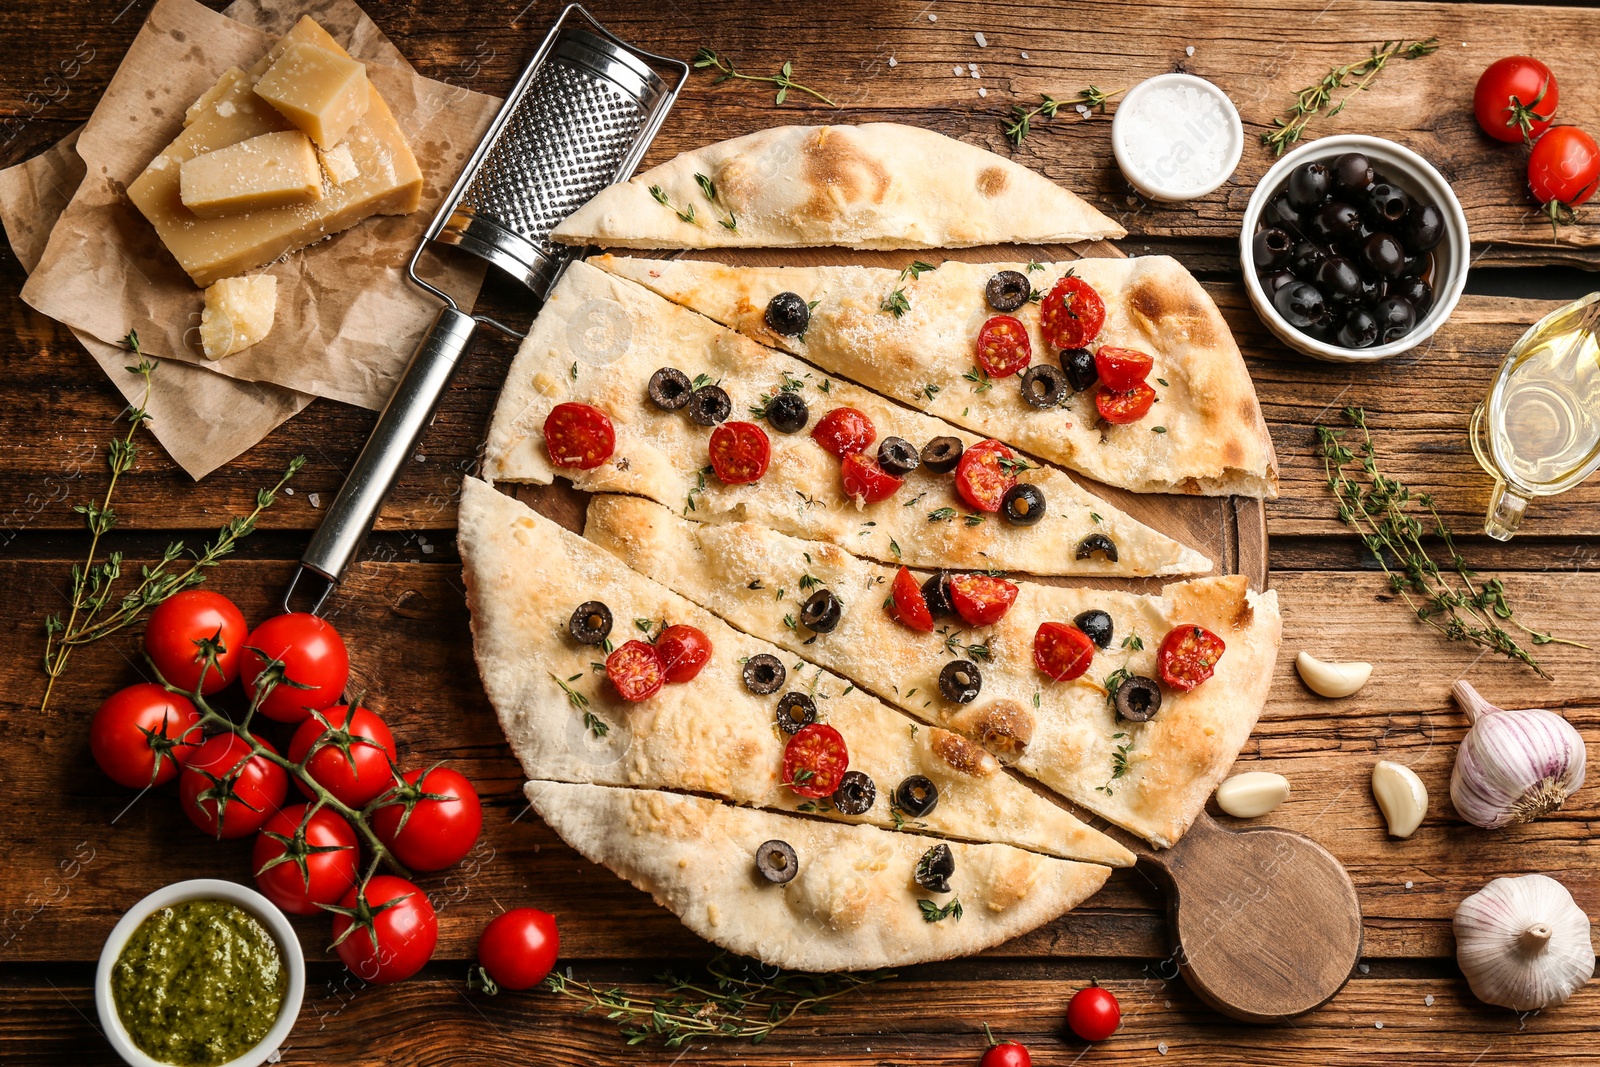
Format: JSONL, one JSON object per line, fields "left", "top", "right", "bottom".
{"left": 1261, "top": 39, "right": 1440, "bottom": 155}
{"left": 1005, "top": 86, "right": 1121, "bottom": 144}
{"left": 917, "top": 897, "right": 963, "bottom": 923}
{"left": 927, "top": 507, "right": 956, "bottom": 523}
{"left": 963, "top": 366, "right": 994, "bottom": 393}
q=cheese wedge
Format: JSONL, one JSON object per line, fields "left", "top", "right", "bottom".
{"left": 180, "top": 131, "right": 323, "bottom": 218}
{"left": 253, "top": 41, "right": 370, "bottom": 150}
{"left": 200, "top": 275, "right": 277, "bottom": 359}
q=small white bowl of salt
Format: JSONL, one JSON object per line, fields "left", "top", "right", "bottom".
{"left": 1111, "top": 73, "right": 1243, "bottom": 202}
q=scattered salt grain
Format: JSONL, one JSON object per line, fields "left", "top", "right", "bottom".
{"left": 421, "top": 542, "right": 434, "bottom": 555}
{"left": 1405, "top": 880, "right": 1413, "bottom": 889}
{"left": 968, "top": 62, "right": 977, "bottom": 72}
{"left": 1158, "top": 1043, "right": 1169, "bottom": 1055}
{"left": 1185, "top": 45, "right": 1195, "bottom": 57}
{"left": 1020, "top": 51, "right": 1029, "bottom": 59}
{"left": 1375, "top": 1020, "right": 1384, "bottom": 1030}
{"left": 307, "top": 492, "right": 321, "bottom": 508}
{"left": 1424, "top": 994, "right": 1435, "bottom": 1006}
{"left": 927, "top": 12, "right": 936, "bottom": 20}
{"left": 977, "top": 87, "right": 987, "bottom": 97}
{"left": 974, "top": 32, "right": 988, "bottom": 47}
{"left": 887, "top": 56, "right": 897, "bottom": 67}
{"left": 1358, "top": 963, "right": 1370, "bottom": 974}
{"left": 953, "top": 66, "right": 963, "bottom": 76}
{"left": 971, "top": 68, "right": 981, "bottom": 79}
{"left": 414, "top": 453, "right": 426, "bottom": 463}
{"left": 284, "top": 487, "right": 294, "bottom": 495}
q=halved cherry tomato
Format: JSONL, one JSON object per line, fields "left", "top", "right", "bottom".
{"left": 606, "top": 640, "right": 665, "bottom": 702}
{"left": 1474, "top": 56, "right": 1558, "bottom": 143}
{"left": 656, "top": 624, "right": 712, "bottom": 683}
{"left": 841, "top": 451, "right": 903, "bottom": 504}
{"left": 288, "top": 705, "right": 398, "bottom": 809}
{"left": 252, "top": 803, "right": 358, "bottom": 916}
{"left": 90, "top": 684, "right": 203, "bottom": 788}
{"left": 1039, "top": 273, "right": 1106, "bottom": 350}
{"left": 179, "top": 733, "right": 288, "bottom": 839}
{"left": 954, "top": 439, "right": 1018, "bottom": 512}
{"left": 239, "top": 613, "right": 350, "bottom": 723}
{"left": 1157, "top": 624, "right": 1226, "bottom": 691}
{"left": 1095, "top": 382, "right": 1157, "bottom": 425}
{"left": 371, "top": 766, "right": 483, "bottom": 872}
{"left": 949, "top": 573, "right": 1019, "bottom": 626}
{"left": 811, "top": 407, "right": 876, "bottom": 458}
{"left": 144, "top": 590, "right": 247, "bottom": 695}
{"left": 782, "top": 723, "right": 849, "bottom": 798}
{"left": 478, "top": 908, "right": 560, "bottom": 991}
{"left": 1093, "top": 346, "right": 1154, "bottom": 391}
{"left": 889, "top": 566, "right": 934, "bottom": 632}
{"left": 1033, "top": 622, "right": 1097, "bottom": 681}
{"left": 544, "top": 402, "right": 615, "bottom": 470}
{"left": 975, "top": 315, "right": 1033, "bottom": 378}
{"left": 709, "top": 420, "right": 771, "bottom": 484}
{"left": 330, "top": 875, "right": 437, "bottom": 984}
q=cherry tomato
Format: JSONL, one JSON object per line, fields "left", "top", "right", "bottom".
{"left": 841, "top": 451, "right": 904, "bottom": 504}
{"left": 980, "top": 1039, "right": 1032, "bottom": 1067}
{"left": 179, "top": 732, "right": 288, "bottom": 839}
{"left": 1093, "top": 346, "right": 1154, "bottom": 391}
{"left": 1066, "top": 982, "right": 1121, "bottom": 1042}
{"left": 954, "top": 439, "right": 1018, "bottom": 513}
{"left": 477, "top": 908, "right": 560, "bottom": 991}
{"left": 287, "top": 705, "right": 398, "bottom": 809}
{"left": 371, "top": 766, "right": 483, "bottom": 872}
{"left": 656, "top": 624, "right": 712, "bottom": 683}
{"left": 1474, "top": 56, "right": 1558, "bottom": 143}
{"left": 1095, "top": 382, "right": 1157, "bottom": 425}
{"left": 709, "top": 420, "right": 772, "bottom": 484}
{"left": 811, "top": 407, "right": 876, "bottom": 458}
{"left": 606, "top": 639, "right": 665, "bottom": 702}
{"left": 975, "top": 315, "right": 1033, "bottom": 378}
{"left": 252, "top": 803, "right": 358, "bottom": 916}
{"left": 782, "top": 723, "right": 849, "bottom": 798}
{"left": 1157, "top": 624, "right": 1226, "bottom": 692}
{"left": 1039, "top": 273, "right": 1106, "bottom": 350}
{"left": 1528, "top": 125, "right": 1600, "bottom": 211}
{"left": 90, "top": 684, "right": 203, "bottom": 788}
{"left": 889, "top": 566, "right": 934, "bottom": 632}
{"left": 144, "top": 590, "right": 247, "bottom": 695}
{"left": 543, "top": 402, "right": 615, "bottom": 470}
{"left": 330, "top": 875, "right": 438, "bottom": 984}
{"left": 1034, "top": 622, "right": 1097, "bottom": 682}
{"left": 948, "top": 574, "right": 1019, "bottom": 627}
{"left": 239, "top": 613, "right": 350, "bottom": 723}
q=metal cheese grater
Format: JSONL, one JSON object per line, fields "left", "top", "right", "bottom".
{"left": 285, "top": 4, "right": 687, "bottom": 614}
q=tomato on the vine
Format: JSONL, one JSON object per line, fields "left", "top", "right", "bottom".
{"left": 252, "top": 803, "right": 359, "bottom": 916}
{"left": 477, "top": 908, "right": 560, "bottom": 991}
{"left": 656, "top": 624, "right": 712, "bottom": 683}
{"left": 330, "top": 875, "right": 437, "bottom": 984}
{"left": 1474, "top": 56, "right": 1558, "bottom": 143}
{"left": 178, "top": 733, "right": 288, "bottom": 839}
{"left": 1157, "top": 624, "right": 1226, "bottom": 691}
{"left": 370, "top": 766, "right": 483, "bottom": 872}
{"left": 239, "top": 613, "right": 350, "bottom": 723}
{"left": 1528, "top": 125, "right": 1600, "bottom": 217}
{"left": 287, "top": 705, "right": 398, "bottom": 809}
{"left": 144, "top": 590, "right": 247, "bottom": 695}
{"left": 1066, "top": 982, "right": 1121, "bottom": 1042}
{"left": 90, "top": 684, "right": 203, "bottom": 788}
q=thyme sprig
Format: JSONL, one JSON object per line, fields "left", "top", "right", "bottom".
{"left": 692, "top": 48, "right": 838, "bottom": 108}
{"left": 1261, "top": 38, "right": 1440, "bottom": 155}
{"left": 1005, "top": 86, "right": 1121, "bottom": 145}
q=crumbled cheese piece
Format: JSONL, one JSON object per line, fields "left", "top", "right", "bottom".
{"left": 319, "top": 143, "right": 360, "bottom": 185}
{"left": 970, "top": 67, "right": 981, "bottom": 79}
{"left": 199, "top": 274, "right": 277, "bottom": 359}
{"left": 974, "top": 32, "right": 988, "bottom": 47}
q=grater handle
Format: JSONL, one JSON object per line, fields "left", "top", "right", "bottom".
{"left": 285, "top": 306, "right": 478, "bottom": 615}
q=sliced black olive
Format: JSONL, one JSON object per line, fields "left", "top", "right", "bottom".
{"left": 1401, "top": 203, "right": 1444, "bottom": 253}
{"left": 755, "top": 839, "right": 799, "bottom": 884}
{"left": 800, "top": 589, "right": 842, "bottom": 633}
{"left": 1075, "top": 533, "right": 1119, "bottom": 563}
{"left": 921, "top": 436, "right": 964, "bottom": 474}
{"left": 765, "top": 390, "right": 809, "bottom": 434}
{"left": 985, "top": 270, "right": 1032, "bottom": 312}
{"left": 647, "top": 367, "right": 692, "bottom": 412}
{"left": 1337, "top": 307, "right": 1379, "bottom": 349}
{"left": 1001, "top": 483, "right": 1046, "bottom": 526}
{"left": 1374, "top": 295, "right": 1416, "bottom": 343}
{"left": 1060, "top": 347, "right": 1098, "bottom": 392}
{"left": 1114, "top": 675, "right": 1163, "bottom": 722}
{"left": 1252, "top": 227, "right": 1293, "bottom": 271}
{"left": 1074, "top": 609, "right": 1114, "bottom": 649}
{"left": 687, "top": 384, "right": 732, "bottom": 426}
{"left": 1273, "top": 281, "right": 1327, "bottom": 330}
{"left": 831, "top": 770, "right": 877, "bottom": 815}
{"left": 895, "top": 774, "right": 939, "bottom": 817}
{"left": 1364, "top": 182, "right": 1411, "bottom": 227}
{"left": 939, "top": 659, "right": 982, "bottom": 704}
{"left": 568, "top": 601, "right": 613, "bottom": 645}
{"left": 765, "top": 291, "right": 811, "bottom": 336}
{"left": 914, "top": 843, "right": 956, "bottom": 894}
{"left": 1020, "top": 364, "right": 1068, "bottom": 409}
{"left": 1285, "top": 160, "right": 1330, "bottom": 209}
{"left": 775, "top": 692, "right": 818, "bottom": 735}
{"left": 1361, "top": 232, "right": 1407, "bottom": 279}
{"left": 877, "top": 436, "right": 920, "bottom": 477}
{"left": 1332, "top": 152, "right": 1374, "bottom": 195}
{"left": 921, "top": 571, "right": 954, "bottom": 618}
{"left": 742, "top": 653, "right": 786, "bottom": 695}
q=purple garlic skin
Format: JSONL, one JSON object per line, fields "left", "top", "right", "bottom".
{"left": 1450, "top": 681, "right": 1587, "bottom": 830}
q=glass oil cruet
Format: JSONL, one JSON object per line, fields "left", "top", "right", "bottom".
{"left": 1469, "top": 292, "right": 1600, "bottom": 540}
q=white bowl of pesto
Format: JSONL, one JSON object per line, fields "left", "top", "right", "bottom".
{"left": 96, "top": 879, "right": 304, "bottom": 1067}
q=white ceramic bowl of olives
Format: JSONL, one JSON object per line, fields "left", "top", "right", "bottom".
{"left": 1240, "top": 134, "right": 1469, "bottom": 363}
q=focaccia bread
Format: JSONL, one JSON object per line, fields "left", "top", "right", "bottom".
{"left": 550, "top": 123, "right": 1125, "bottom": 250}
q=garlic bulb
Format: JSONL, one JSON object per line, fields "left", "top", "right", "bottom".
{"left": 1450, "top": 681, "right": 1587, "bottom": 829}
{"left": 1455, "top": 874, "right": 1594, "bottom": 1011}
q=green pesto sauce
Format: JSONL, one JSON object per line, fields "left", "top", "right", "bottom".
{"left": 112, "top": 899, "right": 286, "bottom": 1067}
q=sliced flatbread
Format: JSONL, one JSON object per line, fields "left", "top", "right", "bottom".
{"left": 459, "top": 477, "right": 1132, "bottom": 867}
{"left": 585, "top": 494, "right": 1283, "bottom": 848}
{"left": 596, "top": 254, "right": 1277, "bottom": 498}
{"left": 525, "top": 779, "right": 1112, "bottom": 971}
{"left": 483, "top": 259, "right": 1210, "bottom": 578}
{"left": 550, "top": 123, "right": 1124, "bottom": 250}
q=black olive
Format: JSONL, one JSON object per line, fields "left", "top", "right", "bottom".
{"left": 742, "top": 653, "right": 786, "bottom": 695}
{"left": 831, "top": 770, "right": 877, "bottom": 815}
{"left": 687, "top": 384, "right": 732, "bottom": 426}
{"left": 1331, "top": 152, "right": 1374, "bottom": 195}
{"left": 1252, "top": 227, "right": 1293, "bottom": 271}
{"left": 1314, "top": 255, "right": 1363, "bottom": 302}
{"left": 1001, "top": 483, "right": 1046, "bottom": 526}
{"left": 1114, "top": 675, "right": 1163, "bottom": 722}
{"left": 1390, "top": 274, "right": 1433, "bottom": 315}
{"left": 877, "top": 437, "right": 920, "bottom": 477}
{"left": 1289, "top": 241, "right": 1327, "bottom": 282}
{"left": 775, "top": 691, "right": 818, "bottom": 735}
{"left": 921, "top": 436, "right": 964, "bottom": 474}
{"left": 1060, "top": 347, "right": 1098, "bottom": 392}
{"left": 1309, "top": 201, "right": 1362, "bottom": 245}
{"left": 1401, "top": 252, "right": 1431, "bottom": 278}
{"left": 1263, "top": 269, "right": 1297, "bottom": 294}
{"left": 568, "top": 601, "right": 613, "bottom": 645}
{"left": 1273, "top": 281, "right": 1327, "bottom": 330}
{"left": 921, "top": 572, "right": 954, "bottom": 618}
{"left": 800, "top": 589, "right": 842, "bottom": 633}
{"left": 765, "top": 390, "right": 809, "bottom": 434}
{"left": 1361, "top": 232, "right": 1407, "bottom": 279}
{"left": 985, "top": 270, "right": 1032, "bottom": 312}
{"left": 1401, "top": 203, "right": 1444, "bottom": 253}
{"left": 939, "top": 659, "right": 982, "bottom": 704}
{"left": 1020, "top": 364, "right": 1069, "bottom": 409}
{"left": 1285, "top": 161, "right": 1331, "bottom": 209}
{"left": 1337, "top": 307, "right": 1379, "bottom": 349}
{"left": 914, "top": 843, "right": 956, "bottom": 894}
{"left": 1365, "top": 182, "right": 1411, "bottom": 227}
{"left": 1074, "top": 609, "right": 1114, "bottom": 649}
{"left": 895, "top": 775, "right": 939, "bottom": 817}
{"left": 1075, "top": 533, "right": 1119, "bottom": 563}
{"left": 1373, "top": 296, "right": 1416, "bottom": 342}
{"left": 765, "top": 292, "right": 811, "bottom": 336}
{"left": 755, "top": 839, "right": 799, "bottom": 884}
{"left": 1261, "top": 193, "right": 1303, "bottom": 230}
{"left": 647, "top": 367, "right": 692, "bottom": 412}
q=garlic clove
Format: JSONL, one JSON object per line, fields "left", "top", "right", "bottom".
{"left": 1296, "top": 652, "right": 1373, "bottom": 698}
{"left": 1215, "top": 770, "right": 1291, "bottom": 819}
{"left": 1371, "top": 760, "right": 1428, "bottom": 838}
{"left": 1454, "top": 874, "right": 1595, "bottom": 1012}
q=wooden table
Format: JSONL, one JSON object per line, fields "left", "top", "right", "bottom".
{"left": 4, "top": 1, "right": 1599, "bottom": 1063}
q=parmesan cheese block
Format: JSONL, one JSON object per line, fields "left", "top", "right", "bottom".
{"left": 200, "top": 275, "right": 277, "bottom": 359}
{"left": 184, "top": 67, "right": 247, "bottom": 127}
{"left": 319, "top": 144, "right": 359, "bottom": 186}
{"left": 179, "top": 131, "right": 323, "bottom": 218}
{"left": 253, "top": 41, "right": 370, "bottom": 151}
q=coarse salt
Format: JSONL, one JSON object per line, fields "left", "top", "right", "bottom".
{"left": 1405, "top": 880, "right": 1413, "bottom": 889}
{"left": 1020, "top": 51, "right": 1029, "bottom": 58}
{"left": 928, "top": 12, "right": 936, "bottom": 20}
{"left": 1424, "top": 994, "right": 1435, "bottom": 1006}
{"left": 1358, "top": 963, "right": 1370, "bottom": 974}
{"left": 1185, "top": 45, "right": 1195, "bottom": 56}
{"left": 975, "top": 32, "right": 988, "bottom": 47}
{"left": 977, "top": 87, "right": 987, "bottom": 97}
{"left": 1116, "top": 82, "right": 1233, "bottom": 195}
{"left": 887, "top": 56, "right": 897, "bottom": 67}
{"left": 1158, "top": 1043, "right": 1169, "bottom": 1055}
{"left": 1375, "top": 1020, "right": 1384, "bottom": 1030}
{"left": 953, "top": 66, "right": 962, "bottom": 76}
